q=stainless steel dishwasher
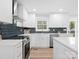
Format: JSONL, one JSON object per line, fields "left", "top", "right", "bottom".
{"left": 50, "top": 34, "right": 53, "bottom": 48}
{"left": 50, "top": 33, "right": 59, "bottom": 48}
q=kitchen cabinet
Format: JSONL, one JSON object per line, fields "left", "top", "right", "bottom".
{"left": 0, "top": 40, "right": 23, "bottom": 59}
{"left": 14, "top": 42, "right": 22, "bottom": 59}
{"left": 64, "top": 47, "right": 78, "bottom": 59}
{"left": 0, "top": 0, "right": 12, "bottom": 23}
{"left": 13, "top": 0, "right": 23, "bottom": 18}
{"left": 13, "top": 0, "right": 24, "bottom": 27}
{"left": 14, "top": 0, "right": 18, "bottom": 16}
{"left": 13, "top": 15, "right": 23, "bottom": 27}
{"left": 0, "top": 0, "right": 23, "bottom": 24}
{"left": 53, "top": 40, "right": 66, "bottom": 59}
{"left": 53, "top": 38, "right": 78, "bottom": 59}
{"left": 23, "top": 13, "right": 36, "bottom": 27}
{"left": 30, "top": 33, "right": 50, "bottom": 48}
{"left": 49, "top": 14, "right": 69, "bottom": 27}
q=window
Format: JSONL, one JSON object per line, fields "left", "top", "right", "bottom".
{"left": 36, "top": 14, "right": 49, "bottom": 31}
{"left": 36, "top": 21, "right": 48, "bottom": 31}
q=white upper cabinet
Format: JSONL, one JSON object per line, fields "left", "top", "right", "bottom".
{"left": 53, "top": 40, "right": 77, "bottom": 59}
{"left": 14, "top": 0, "right": 23, "bottom": 18}
{"left": 17, "top": 2, "right": 23, "bottom": 19}
{"left": 23, "top": 13, "right": 36, "bottom": 27}
{"left": 49, "top": 14, "right": 69, "bottom": 27}
{"left": 13, "top": 0, "right": 24, "bottom": 27}
{"left": 14, "top": 0, "right": 18, "bottom": 16}
{"left": 0, "top": 0, "right": 12, "bottom": 23}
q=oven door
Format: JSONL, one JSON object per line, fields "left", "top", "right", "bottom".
{"left": 25, "top": 42, "right": 30, "bottom": 59}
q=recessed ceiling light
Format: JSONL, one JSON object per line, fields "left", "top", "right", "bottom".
{"left": 59, "top": 9, "right": 64, "bottom": 12}
{"left": 33, "top": 9, "right": 37, "bottom": 11}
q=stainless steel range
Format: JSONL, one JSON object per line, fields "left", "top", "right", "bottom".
{"left": 22, "top": 34, "right": 30, "bottom": 59}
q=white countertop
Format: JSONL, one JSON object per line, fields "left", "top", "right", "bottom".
{"left": 0, "top": 40, "right": 22, "bottom": 46}
{"left": 53, "top": 37, "right": 78, "bottom": 54}
{"left": 18, "top": 34, "right": 31, "bottom": 36}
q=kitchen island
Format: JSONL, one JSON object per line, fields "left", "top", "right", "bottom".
{"left": 53, "top": 37, "right": 78, "bottom": 59}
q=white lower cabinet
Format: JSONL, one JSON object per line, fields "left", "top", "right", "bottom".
{"left": 53, "top": 40, "right": 66, "bottom": 59}
{"left": 64, "top": 47, "right": 78, "bottom": 59}
{"left": 0, "top": 41, "right": 22, "bottom": 59}
{"left": 30, "top": 33, "right": 50, "bottom": 48}
{"left": 14, "top": 42, "right": 22, "bottom": 59}
{"left": 53, "top": 40, "right": 77, "bottom": 59}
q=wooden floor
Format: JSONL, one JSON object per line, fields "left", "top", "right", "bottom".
{"left": 29, "top": 48, "right": 53, "bottom": 59}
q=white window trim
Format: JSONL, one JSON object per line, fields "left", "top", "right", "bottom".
{"left": 36, "top": 20, "right": 49, "bottom": 31}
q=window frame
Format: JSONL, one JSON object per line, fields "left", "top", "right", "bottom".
{"left": 36, "top": 20, "right": 49, "bottom": 31}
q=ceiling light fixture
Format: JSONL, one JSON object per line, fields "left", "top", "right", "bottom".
{"left": 33, "top": 9, "right": 37, "bottom": 12}
{"left": 59, "top": 9, "right": 64, "bottom": 12}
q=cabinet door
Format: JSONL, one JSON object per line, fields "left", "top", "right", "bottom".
{"left": 14, "top": 1, "right": 18, "bottom": 15}
{"left": 0, "top": 46, "right": 15, "bottom": 59}
{"left": 53, "top": 40, "right": 67, "bottom": 59}
{"left": 30, "top": 33, "right": 50, "bottom": 48}
{"left": 23, "top": 13, "right": 36, "bottom": 27}
{"left": 64, "top": 47, "right": 78, "bottom": 59}
{"left": 14, "top": 42, "right": 22, "bottom": 59}
{"left": 0, "top": 0, "right": 12, "bottom": 23}
{"left": 39, "top": 34, "right": 49, "bottom": 48}
{"left": 53, "top": 40, "right": 78, "bottom": 59}
{"left": 30, "top": 34, "right": 37, "bottom": 48}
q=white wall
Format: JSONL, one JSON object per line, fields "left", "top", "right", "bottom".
{"left": 0, "top": 0, "right": 12, "bottom": 23}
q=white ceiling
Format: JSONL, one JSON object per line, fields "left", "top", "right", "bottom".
{"left": 22, "top": 0, "right": 78, "bottom": 14}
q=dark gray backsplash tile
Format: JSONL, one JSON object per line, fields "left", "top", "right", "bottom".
{"left": 30, "top": 27, "right": 67, "bottom": 33}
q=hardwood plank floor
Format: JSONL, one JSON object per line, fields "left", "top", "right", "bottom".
{"left": 29, "top": 48, "right": 53, "bottom": 59}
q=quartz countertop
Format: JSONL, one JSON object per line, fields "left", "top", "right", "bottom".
{"left": 0, "top": 40, "right": 22, "bottom": 46}
{"left": 18, "top": 34, "right": 31, "bottom": 36}
{"left": 53, "top": 37, "right": 78, "bottom": 54}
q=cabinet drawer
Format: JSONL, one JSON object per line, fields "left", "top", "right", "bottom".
{"left": 64, "top": 47, "right": 77, "bottom": 59}
{"left": 53, "top": 40, "right": 65, "bottom": 52}
{"left": 64, "top": 51, "right": 76, "bottom": 59}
